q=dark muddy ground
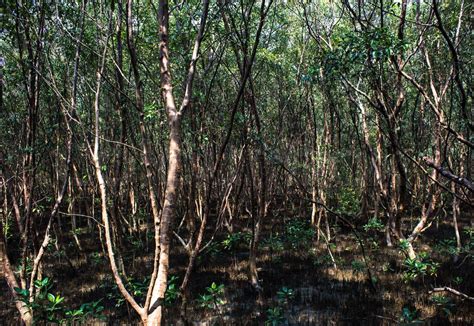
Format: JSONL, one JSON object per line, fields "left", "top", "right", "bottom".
{"left": 1, "top": 212, "right": 473, "bottom": 325}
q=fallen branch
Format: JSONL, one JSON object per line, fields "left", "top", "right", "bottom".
{"left": 429, "top": 287, "right": 474, "bottom": 302}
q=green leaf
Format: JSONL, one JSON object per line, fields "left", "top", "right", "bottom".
{"left": 14, "top": 287, "right": 29, "bottom": 298}
{"left": 47, "top": 293, "right": 55, "bottom": 303}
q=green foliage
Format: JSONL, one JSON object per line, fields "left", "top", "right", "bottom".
{"left": 2, "top": 215, "right": 11, "bottom": 239}
{"left": 89, "top": 252, "right": 102, "bottom": 265}
{"left": 202, "top": 241, "right": 222, "bottom": 261}
{"left": 323, "top": 27, "right": 408, "bottom": 78}
{"left": 260, "top": 234, "right": 285, "bottom": 252}
{"left": 381, "top": 262, "right": 395, "bottom": 273}
{"left": 128, "top": 277, "right": 150, "bottom": 298}
{"left": 363, "top": 217, "right": 384, "bottom": 232}
{"left": 284, "top": 219, "right": 315, "bottom": 250}
{"left": 221, "top": 232, "right": 252, "bottom": 251}
{"left": 336, "top": 187, "right": 360, "bottom": 215}
{"left": 164, "top": 275, "right": 179, "bottom": 306}
{"left": 434, "top": 230, "right": 473, "bottom": 261}
{"left": 430, "top": 295, "right": 456, "bottom": 317}
{"left": 399, "top": 306, "right": 423, "bottom": 324}
{"left": 402, "top": 253, "right": 439, "bottom": 282}
{"left": 265, "top": 306, "right": 285, "bottom": 325}
{"left": 312, "top": 250, "right": 339, "bottom": 268}
{"left": 102, "top": 276, "right": 149, "bottom": 307}
{"left": 435, "top": 238, "right": 459, "bottom": 256}
{"left": 144, "top": 102, "right": 159, "bottom": 122}
{"left": 14, "top": 277, "right": 105, "bottom": 323}
{"left": 462, "top": 228, "right": 474, "bottom": 261}
{"left": 464, "top": 227, "right": 474, "bottom": 239}
{"left": 399, "top": 239, "right": 410, "bottom": 252}
{"left": 277, "top": 287, "right": 295, "bottom": 305}
{"left": 351, "top": 260, "right": 365, "bottom": 274}
{"left": 16, "top": 258, "right": 33, "bottom": 276}
{"left": 452, "top": 276, "right": 463, "bottom": 286}
{"left": 65, "top": 300, "right": 105, "bottom": 323}
{"left": 197, "top": 282, "right": 225, "bottom": 310}
{"left": 127, "top": 234, "right": 144, "bottom": 251}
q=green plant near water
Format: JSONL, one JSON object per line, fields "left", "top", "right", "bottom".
{"left": 197, "top": 282, "right": 225, "bottom": 310}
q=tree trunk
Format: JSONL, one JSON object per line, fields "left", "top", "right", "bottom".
{"left": 147, "top": 120, "right": 181, "bottom": 325}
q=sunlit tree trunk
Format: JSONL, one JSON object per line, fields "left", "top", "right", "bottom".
{"left": 147, "top": 1, "right": 209, "bottom": 324}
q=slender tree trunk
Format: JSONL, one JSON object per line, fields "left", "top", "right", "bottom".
{"left": 0, "top": 236, "right": 32, "bottom": 325}
{"left": 147, "top": 1, "right": 209, "bottom": 323}
{"left": 147, "top": 121, "right": 181, "bottom": 325}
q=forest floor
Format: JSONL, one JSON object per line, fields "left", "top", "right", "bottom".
{"left": 1, "top": 211, "right": 473, "bottom": 325}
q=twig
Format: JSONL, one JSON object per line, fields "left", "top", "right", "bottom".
{"left": 429, "top": 287, "right": 474, "bottom": 302}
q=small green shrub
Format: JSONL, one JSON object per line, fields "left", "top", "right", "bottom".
{"left": 197, "top": 282, "right": 225, "bottom": 310}
{"left": 381, "top": 262, "right": 394, "bottom": 273}
{"left": 399, "top": 306, "right": 423, "bottom": 324}
{"left": 402, "top": 253, "right": 439, "bottom": 282}
{"left": 203, "top": 242, "right": 222, "bottom": 259}
{"left": 363, "top": 217, "right": 384, "bottom": 232}
{"left": 351, "top": 260, "right": 365, "bottom": 274}
{"left": 434, "top": 238, "right": 459, "bottom": 256}
{"left": 337, "top": 186, "right": 360, "bottom": 215}
{"left": 164, "top": 275, "right": 179, "bottom": 306}
{"left": 430, "top": 295, "right": 456, "bottom": 317}
{"left": 65, "top": 299, "right": 105, "bottom": 322}
{"left": 89, "top": 252, "right": 102, "bottom": 265}
{"left": 15, "top": 277, "right": 105, "bottom": 323}
{"left": 277, "top": 287, "right": 295, "bottom": 304}
{"left": 285, "top": 219, "right": 315, "bottom": 250}
{"left": 221, "top": 232, "right": 252, "bottom": 251}
{"left": 265, "top": 307, "right": 285, "bottom": 325}
{"left": 102, "top": 276, "right": 149, "bottom": 307}
{"left": 312, "top": 253, "right": 336, "bottom": 267}
{"left": 261, "top": 234, "right": 284, "bottom": 252}
{"left": 367, "top": 236, "right": 380, "bottom": 250}
{"left": 452, "top": 276, "right": 463, "bottom": 286}
{"left": 15, "top": 277, "right": 64, "bottom": 323}
{"left": 399, "top": 239, "right": 410, "bottom": 252}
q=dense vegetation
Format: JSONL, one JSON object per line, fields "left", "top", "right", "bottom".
{"left": 0, "top": 0, "right": 472, "bottom": 324}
